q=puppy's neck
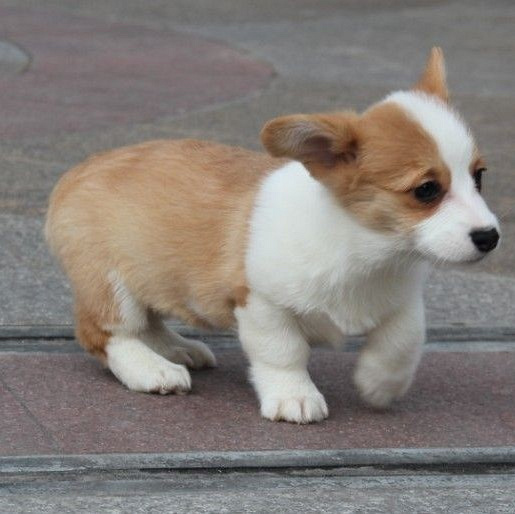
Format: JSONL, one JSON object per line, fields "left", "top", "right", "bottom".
{"left": 251, "top": 161, "right": 425, "bottom": 289}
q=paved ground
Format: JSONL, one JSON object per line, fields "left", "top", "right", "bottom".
{"left": 3, "top": 468, "right": 515, "bottom": 513}
{"left": 1, "top": 0, "right": 515, "bottom": 328}
{"left": 3, "top": 342, "right": 514, "bottom": 456}
{"left": 0, "top": 0, "right": 514, "bottom": 511}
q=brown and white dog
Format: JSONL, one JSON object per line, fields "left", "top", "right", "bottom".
{"left": 45, "top": 48, "right": 499, "bottom": 423}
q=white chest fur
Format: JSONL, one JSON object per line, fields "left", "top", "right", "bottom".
{"left": 245, "top": 162, "right": 428, "bottom": 338}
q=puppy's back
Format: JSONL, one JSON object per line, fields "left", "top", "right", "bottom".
{"left": 45, "top": 139, "right": 286, "bottom": 329}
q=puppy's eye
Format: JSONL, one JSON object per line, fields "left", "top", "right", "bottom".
{"left": 473, "top": 167, "right": 486, "bottom": 192}
{"left": 413, "top": 180, "right": 442, "bottom": 203}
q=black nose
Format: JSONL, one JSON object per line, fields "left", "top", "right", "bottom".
{"left": 470, "top": 228, "right": 499, "bottom": 253}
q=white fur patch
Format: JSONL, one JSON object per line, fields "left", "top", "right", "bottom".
{"left": 140, "top": 324, "right": 217, "bottom": 369}
{"left": 239, "top": 164, "right": 430, "bottom": 422}
{"left": 105, "top": 274, "right": 215, "bottom": 392}
{"left": 106, "top": 336, "right": 191, "bottom": 394}
{"left": 108, "top": 271, "right": 147, "bottom": 334}
{"left": 387, "top": 90, "right": 475, "bottom": 174}
{"left": 386, "top": 91, "right": 499, "bottom": 262}
{"left": 245, "top": 162, "right": 425, "bottom": 334}
{"left": 235, "top": 292, "right": 328, "bottom": 423}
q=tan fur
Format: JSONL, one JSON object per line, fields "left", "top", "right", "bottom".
{"left": 413, "top": 46, "right": 449, "bottom": 102}
{"left": 45, "top": 140, "right": 286, "bottom": 355}
{"left": 261, "top": 102, "right": 450, "bottom": 234}
{"left": 261, "top": 111, "right": 360, "bottom": 169}
{"left": 342, "top": 102, "right": 451, "bottom": 231}
{"left": 74, "top": 303, "right": 111, "bottom": 362}
{"left": 47, "top": 48, "right": 464, "bottom": 360}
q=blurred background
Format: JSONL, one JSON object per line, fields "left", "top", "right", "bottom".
{"left": 0, "top": 1, "right": 513, "bottom": 330}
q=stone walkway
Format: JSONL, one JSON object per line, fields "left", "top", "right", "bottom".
{"left": 0, "top": 1, "right": 514, "bottom": 511}
{"left": 1, "top": 339, "right": 515, "bottom": 457}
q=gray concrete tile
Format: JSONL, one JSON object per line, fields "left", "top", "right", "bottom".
{"left": 0, "top": 0, "right": 513, "bottom": 328}
{"left": 2, "top": 471, "right": 515, "bottom": 514}
{"left": 0, "top": 6, "right": 273, "bottom": 141}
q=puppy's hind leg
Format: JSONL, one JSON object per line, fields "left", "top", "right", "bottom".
{"left": 75, "top": 273, "right": 192, "bottom": 395}
{"left": 106, "top": 336, "right": 191, "bottom": 394}
{"left": 141, "top": 313, "right": 217, "bottom": 370}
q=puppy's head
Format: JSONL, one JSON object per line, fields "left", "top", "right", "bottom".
{"left": 261, "top": 47, "right": 500, "bottom": 263}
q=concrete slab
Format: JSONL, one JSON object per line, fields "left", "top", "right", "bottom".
{"left": 0, "top": 382, "right": 56, "bottom": 455}
{"left": 1, "top": 347, "right": 514, "bottom": 456}
{"left": 0, "top": 7, "right": 273, "bottom": 140}
{"left": 0, "top": 40, "right": 29, "bottom": 75}
{"left": 0, "top": 1, "right": 514, "bottom": 331}
{"left": 0, "top": 0, "right": 515, "bottom": 332}
{"left": 2, "top": 469, "right": 515, "bottom": 514}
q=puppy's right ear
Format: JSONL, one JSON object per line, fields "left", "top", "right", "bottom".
{"left": 260, "top": 112, "right": 360, "bottom": 177}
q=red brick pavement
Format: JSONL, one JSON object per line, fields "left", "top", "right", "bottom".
{"left": 1, "top": 348, "right": 513, "bottom": 456}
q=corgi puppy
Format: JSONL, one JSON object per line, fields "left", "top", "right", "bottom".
{"left": 45, "top": 48, "right": 499, "bottom": 423}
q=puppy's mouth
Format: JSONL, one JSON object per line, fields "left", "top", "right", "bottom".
{"left": 466, "top": 253, "right": 489, "bottom": 263}
{"left": 414, "top": 245, "right": 490, "bottom": 267}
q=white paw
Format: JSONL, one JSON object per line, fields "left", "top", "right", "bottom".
{"left": 140, "top": 360, "right": 192, "bottom": 395}
{"left": 261, "top": 391, "right": 328, "bottom": 424}
{"left": 354, "top": 355, "right": 414, "bottom": 408}
{"left": 107, "top": 337, "right": 192, "bottom": 395}
{"left": 174, "top": 338, "right": 217, "bottom": 370}
{"left": 250, "top": 366, "right": 328, "bottom": 423}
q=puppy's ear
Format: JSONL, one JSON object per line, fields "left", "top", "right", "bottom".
{"left": 413, "top": 47, "right": 449, "bottom": 102}
{"left": 261, "top": 112, "right": 360, "bottom": 177}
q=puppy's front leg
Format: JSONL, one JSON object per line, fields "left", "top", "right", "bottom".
{"left": 354, "top": 297, "right": 425, "bottom": 408}
{"left": 236, "top": 293, "right": 328, "bottom": 424}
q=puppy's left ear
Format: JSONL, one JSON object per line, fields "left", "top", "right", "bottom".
{"left": 261, "top": 112, "right": 360, "bottom": 178}
{"left": 413, "top": 46, "right": 449, "bottom": 102}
